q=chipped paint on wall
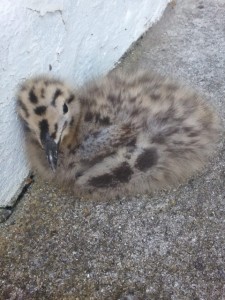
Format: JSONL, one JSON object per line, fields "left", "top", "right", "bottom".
{"left": 25, "top": 0, "right": 64, "bottom": 16}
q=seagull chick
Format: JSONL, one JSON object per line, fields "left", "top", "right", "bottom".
{"left": 17, "top": 71, "right": 220, "bottom": 199}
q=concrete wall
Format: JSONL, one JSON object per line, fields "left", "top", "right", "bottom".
{"left": 0, "top": 0, "right": 170, "bottom": 207}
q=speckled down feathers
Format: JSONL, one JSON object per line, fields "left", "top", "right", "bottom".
{"left": 17, "top": 71, "right": 220, "bottom": 199}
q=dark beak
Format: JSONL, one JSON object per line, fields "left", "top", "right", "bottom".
{"left": 42, "top": 133, "right": 58, "bottom": 171}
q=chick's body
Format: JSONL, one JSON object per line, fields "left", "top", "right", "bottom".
{"left": 17, "top": 71, "right": 220, "bottom": 199}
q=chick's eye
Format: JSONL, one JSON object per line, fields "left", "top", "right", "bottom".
{"left": 63, "top": 103, "right": 68, "bottom": 114}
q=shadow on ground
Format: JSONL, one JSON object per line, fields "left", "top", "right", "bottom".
{"left": 1, "top": 0, "right": 225, "bottom": 299}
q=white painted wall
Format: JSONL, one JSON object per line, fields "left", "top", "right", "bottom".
{"left": 0, "top": 0, "right": 169, "bottom": 207}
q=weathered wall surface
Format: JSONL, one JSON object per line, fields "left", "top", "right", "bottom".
{"left": 0, "top": 0, "right": 169, "bottom": 206}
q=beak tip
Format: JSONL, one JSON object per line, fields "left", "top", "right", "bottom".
{"left": 47, "top": 151, "right": 58, "bottom": 172}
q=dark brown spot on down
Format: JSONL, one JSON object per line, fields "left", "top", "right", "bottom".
{"left": 67, "top": 94, "right": 75, "bottom": 104}
{"left": 29, "top": 89, "right": 38, "bottom": 104}
{"left": 51, "top": 89, "right": 62, "bottom": 106}
{"left": 112, "top": 162, "right": 133, "bottom": 183}
{"left": 84, "top": 111, "right": 93, "bottom": 122}
{"left": 100, "top": 116, "right": 111, "bottom": 125}
{"left": 95, "top": 113, "right": 111, "bottom": 126}
{"left": 89, "top": 173, "right": 114, "bottom": 188}
{"left": 34, "top": 105, "right": 47, "bottom": 116}
{"left": 135, "top": 148, "right": 158, "bottom": 171}
{"left": 89, "top": 162, "right": 133, "bottom": 188}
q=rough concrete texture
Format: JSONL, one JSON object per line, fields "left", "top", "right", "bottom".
{"left": 1, "top": 0, "right": 225, "bottom": 299}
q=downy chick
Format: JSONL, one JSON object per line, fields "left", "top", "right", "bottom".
{"left": 17, "top": 71, "right": 220, "bottom": 199}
